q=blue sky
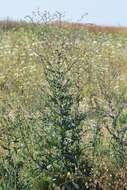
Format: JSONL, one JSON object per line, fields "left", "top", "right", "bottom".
{"left": 0, "top": 0, "right": 127, "bottom": 26}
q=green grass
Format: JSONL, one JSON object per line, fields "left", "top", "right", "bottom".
{"left": 0, "top": 23, "right": 127, "bottom": 190}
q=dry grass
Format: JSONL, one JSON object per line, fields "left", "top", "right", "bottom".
{"left": 83, "top": 24, "right": 127, "bottom": 33}
{"left": 0, "top": 19, "right": 30, "bottom": 30}
{"left": 1, "top": 19, "right": 127, "bottom": 33}
{"left": 51, "top": 21, "right": 127, "bottom": 33}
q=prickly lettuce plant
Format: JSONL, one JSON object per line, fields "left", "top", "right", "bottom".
{"left": 30, "top": 31, "right": 94, "bottom": 189}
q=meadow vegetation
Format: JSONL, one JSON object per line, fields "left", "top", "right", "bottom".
{"left": 0, "top": 13, "right": 127, "bottom": 189}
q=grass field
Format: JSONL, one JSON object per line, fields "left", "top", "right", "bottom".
{"left": 0, "top": 19, "right": 127, "bottom": 190}
{"left": 1, "top": 19, "right": 127, "bottom": 33}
